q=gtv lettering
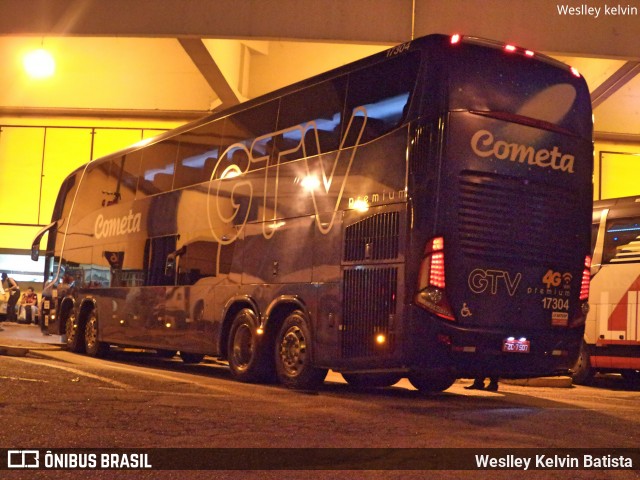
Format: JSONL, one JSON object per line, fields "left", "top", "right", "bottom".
{"left": 468, "top": 269, "right": 522, "bottom": 296}
{"left": 470, "top": 129, "right": 575, "bottom": 174}
{"left": 207, "top": 106, "right": 368, "bottom": 243}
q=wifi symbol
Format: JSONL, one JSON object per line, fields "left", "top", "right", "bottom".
{"left": 562, "top": 273, "right": 573, "bottom": 285}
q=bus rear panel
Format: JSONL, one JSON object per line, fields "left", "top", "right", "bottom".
{"left": 407, "top": 36, "right": 593, "bottom": 379}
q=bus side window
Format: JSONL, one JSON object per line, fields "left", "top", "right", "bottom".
{"left": 343, "top": 52, "right": 419, "bottom": 147}
{"left": 603, "top": 217, "right": 640, "bottom": 264}
{"left": 173, "top": 121, "right": 224, "bottom": 189}
{"left": 144, "top": 236, "right": 178, "bottom": 286}
{"left": 276, "top": 77, "right": 347, "bottom": 161}
{"left": 137, "top": 141, "right": 179, "bottom": 198}
{"left": 217, "top": 101, "right": 279, "bottom": 176}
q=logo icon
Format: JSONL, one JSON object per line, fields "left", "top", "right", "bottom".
{"left": 7, "top": 450, "right": 39, "bottom": 469}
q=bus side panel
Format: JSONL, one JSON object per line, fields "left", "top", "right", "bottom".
{"left": 587, "top": 263, "right": 640, "bottom": 369}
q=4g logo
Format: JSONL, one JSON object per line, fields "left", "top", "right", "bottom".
{"left": 542, "top": 270, "right": 573, "bottom": 289}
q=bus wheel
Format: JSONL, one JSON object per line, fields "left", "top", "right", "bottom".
{"left": 342, "top": 373, "right": 403, "bottom": 388}
{"left": 275, "top": 310, "right": 327, "bottom": 389}
{"left": 408, "top": 371, "right": 456, "bottom": 393}
{"left": 179, "top": 351, "right": 205, "bottom": 364}
{"left": 84, "top": 310, "right": 110, "bottom": 357}
{"left": 572, "top": 341, "right": 594, "bottom": 385}
{"left": 228, "top": 309, "right": 270, "bottom": 383}
{"left": 65, "top": 312, "right": 85, "bottom": 353}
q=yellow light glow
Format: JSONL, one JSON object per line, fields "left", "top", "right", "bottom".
{"left": 300, "top": 175, "right": 320, "bottom": 191}
{"left": 376, "top": 334, "right": 386, "bottom": 345}
{"left": 220, "top": 165, "right": 242, "bottom": 179}
{"left": 352, "top": 199, "right": 369, "bottom": 212}
{"left": 24, "top": 48, "right": 55, "bottom": 78}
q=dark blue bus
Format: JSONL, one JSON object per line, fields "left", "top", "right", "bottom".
{"left": 32, "top": 34, "right": 593, "bottom": 392}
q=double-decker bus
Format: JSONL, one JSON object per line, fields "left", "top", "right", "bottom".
{"left": 32, "top": 34, "right": 593, "bottom": 393}
{"left": 573, "top": 196, "right": 640, "bottom": 384}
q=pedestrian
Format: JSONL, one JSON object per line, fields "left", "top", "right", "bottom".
{"left": 465, "top": 376, "right": 499, "bottom": 391}
{"left": 2, "top": 272, "right": 20, "bottom": 322}
{"left": 19, "top": 287, "right": 39, "bottom": 325}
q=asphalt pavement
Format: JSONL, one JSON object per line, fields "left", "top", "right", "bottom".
{"left": 0, "top": 321, "right": 572, "bottom": 387}
{"left": 0, "top": 321, "right": 64, "bottom": 357}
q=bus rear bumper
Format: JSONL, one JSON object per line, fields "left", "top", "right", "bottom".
{"left": 406, "top": 307, "right": 584, "bottom": 379}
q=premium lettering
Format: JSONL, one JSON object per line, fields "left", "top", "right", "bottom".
{"left": 470, "top": 129, "right": 575, "bottom": 173}
{"left": 94, "top": 210, "right": 142, "bottom": 239}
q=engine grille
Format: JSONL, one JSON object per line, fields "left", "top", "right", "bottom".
{"left": 342, "top": 267, "right": 398, "bottom": 358}
{"left": 457, "top": 171, "right": 581, "bottom": 266}
{"left": 344, "top": 211, "right": 400, "bottom": 262}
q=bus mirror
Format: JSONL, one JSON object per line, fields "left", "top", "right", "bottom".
{"left": 31, "top": 244, "right": 40, "bottom": 262}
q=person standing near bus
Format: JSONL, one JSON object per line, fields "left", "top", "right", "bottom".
{"left": 2, "top": 272, "right": 20, "bottom": 322}
{"left": 465, "top": 376, "right": 499, "bottom": 391}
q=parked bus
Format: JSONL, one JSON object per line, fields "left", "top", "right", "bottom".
{"left": 32, "top": 34, "right": 593, "bottom": 392}
{"left": 573, "top": 196, "right": 640, "bottom": 384}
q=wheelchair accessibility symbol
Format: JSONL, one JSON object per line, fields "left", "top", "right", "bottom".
{"left": 460, "top": 303, "right": 473, "bottom": 317}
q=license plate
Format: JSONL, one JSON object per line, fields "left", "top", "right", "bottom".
{"left": 502, "top": 338, "right": 530, "bottom": 353}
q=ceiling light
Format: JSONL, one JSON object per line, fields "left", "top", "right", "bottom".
{"left": 23, "top": 48, "right": 55, "bottom": 79}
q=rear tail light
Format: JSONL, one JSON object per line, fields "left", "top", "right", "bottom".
{"left": 580, "top": 255, "right": 591, "bottom": 301}
{"left": 415, "top": 237, "right": 455, "bottom": 320}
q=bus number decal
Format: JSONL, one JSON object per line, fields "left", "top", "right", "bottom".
{"left": 542, "top": 297, "right": 569, "bottom": 310}
{"left": 386, "top": 42, "right": 411, "bottom": 57}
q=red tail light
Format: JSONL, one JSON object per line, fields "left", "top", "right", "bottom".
{"left": 415, "top": 237, "right": 454, "bottom": 320}
{"left": 580, "top": 255, "right": 591, "bottom": 301}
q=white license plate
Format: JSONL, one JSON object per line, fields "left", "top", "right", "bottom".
{"left": 502, "top": 338, "right": 530, "bottom": 353}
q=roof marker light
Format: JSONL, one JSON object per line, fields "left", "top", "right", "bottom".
{"left": 505, "top": 44, "right": 517, "bottom": 52}
{"left": 571, "top": 66, "right": 581, "bottom": 78}
{"left": 450, "top": 34, "right": 461, "bottom": 44}
{"left": 525, "top": 50, "right": 535, "bottom": 57}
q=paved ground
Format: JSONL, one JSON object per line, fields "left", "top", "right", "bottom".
{"left": 0, "top": 321, "right": 572, "bottom": 387}
{"left": 0, "top": 321, "right": 64, "bottom": 356}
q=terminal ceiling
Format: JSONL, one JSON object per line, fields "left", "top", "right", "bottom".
{"left": 0, "top": 0, "right": 638, "bottom": 143}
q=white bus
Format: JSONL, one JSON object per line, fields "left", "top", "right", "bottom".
{"left": 573, "top": 195, "right": 640, "bottom": 384}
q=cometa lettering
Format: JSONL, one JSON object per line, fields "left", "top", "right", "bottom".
{"left": 470, "top": 129, "right": 575, "bottom": 174}
{"left": 94, "top": 210, "right": 142, "bottom": 240}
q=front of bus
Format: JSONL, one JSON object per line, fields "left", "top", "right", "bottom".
{"left": 409, "top": 35, "right": 593, "bottom": 381}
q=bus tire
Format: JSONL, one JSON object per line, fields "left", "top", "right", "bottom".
{"left": 572, "top": 341, "right": 594, "bottom": 385}
{"left": 274, "top": 310, "right": 327, "bottom": 389}
{"left": 408, "top": 371, "right": 456, "bottom": 393}
{"left": 65, "top": 312, "right": 85, "bottom": 353}
{"left": 342, "top": 373, "right": 403, "bottom": 388}
{"left": 179, "top": 351, "right": 205, "bottom": 364}
{"left": 228, "top": 308, "right": 270, "bottom": 383}
{"left": 84, "top": 310, "right": 110, "bottom": 357}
